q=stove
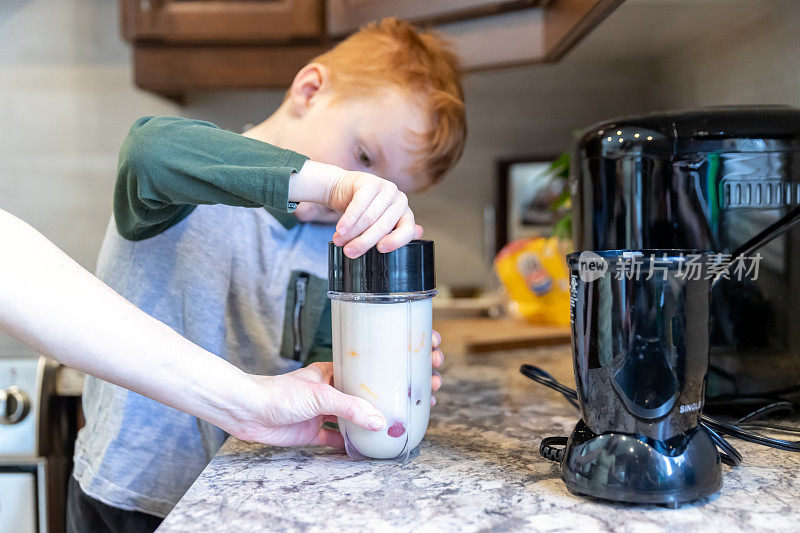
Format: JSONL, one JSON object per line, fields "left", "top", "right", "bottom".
{"left": 0, "top": 357, "right": 68, "bottom": 533}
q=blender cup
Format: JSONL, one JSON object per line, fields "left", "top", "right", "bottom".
{"left": 328, "top": 240, "right": 436, "bottom": 461}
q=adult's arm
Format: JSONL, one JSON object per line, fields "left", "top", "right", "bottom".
{"left": 0, "top": 209, "right": 385, "bottom": 446}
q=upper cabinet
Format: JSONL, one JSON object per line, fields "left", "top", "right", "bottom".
{"left": 327, "top": 0, "right": 623, "bottom": 69}
{"left": 327, "top": 0, "right": 542, "bottom": 36}
{"left": 120, "top": 0, "right": 323, "bottom": 43}
{"left": 119, "top": 0, "right": 623, "bottom": 99}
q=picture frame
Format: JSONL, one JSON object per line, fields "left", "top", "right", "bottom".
{"left": 495, "top": 155, "right": 566, "bottom": 254}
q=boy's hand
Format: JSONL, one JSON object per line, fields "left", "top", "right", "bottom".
{"left": 431, "top": 329, "right": 443, "bottom": 406}
{"left": 326, "top": 171, "right": 417, "bottom": 258}
{"left": 289, "top": 161, "right": 420, "bottom": 259}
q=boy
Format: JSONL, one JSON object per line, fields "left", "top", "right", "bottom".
{"left": 70, "top": 18, "right": 466, "bottom": 530}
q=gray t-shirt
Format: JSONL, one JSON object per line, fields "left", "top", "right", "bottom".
{"left": 73, "top": 205, "right": 332, "bottom": 517}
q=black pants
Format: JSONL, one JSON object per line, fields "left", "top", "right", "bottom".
{"left": 67, "top": 476, "right": 163, "bottom": 533}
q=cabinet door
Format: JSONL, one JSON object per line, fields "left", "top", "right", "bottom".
{"left": 327, "top": 0, "right": 541, "bottom": 37}
{"left": 121, "top": 0, "right": 324, "bottom": 43}
{"left": 327, "top": 0, "right": 622, "bottom": 69}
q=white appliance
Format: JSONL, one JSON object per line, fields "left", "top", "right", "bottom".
{"left": 0, "top": 472, "right": 38, "bottom": 533}
{"left": 0, "top": 357, "right": 65, "bottom": 533}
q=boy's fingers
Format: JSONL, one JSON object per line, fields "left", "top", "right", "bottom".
{"left": 374, "top": 211, "right": 417, "bottom": 254}
{"left": 335, "top": 182, "right": 380, "bottom": 242}
{"left": 310, "top": 427, "right": 345, "bottom": 449}
{"left": 341, "top": 184, "right": 398, "bottom": 248}
{"left": 297, "top": 362, "right": 333, "bottom": 384}
{"left": 433, "top": 348, "right": 444, "bottom": 368}
{"left": 414, "top": 224, "right": 424, "bottom": 239}
{"left": 432, "top": 370, "right": 442, "bottom": 391}
{"left": 432, "top": 329, "right": 441, "bottom": 348}
{"left": 312, "top": 384, "right": 386, "bottom": 431}
{"left": 345, "top": 201, "right": 410, "bottom": 257}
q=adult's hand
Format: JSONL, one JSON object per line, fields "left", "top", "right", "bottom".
{"left": 232, "top": 362, "right": 386, "bottom": 448}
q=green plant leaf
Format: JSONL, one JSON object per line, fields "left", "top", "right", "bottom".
{"left": 554, "top": 214, "right": 572, "bottom": 241}
{"left": 548, "top": 152, "right": 570, "bottom": 181}
{"left": 549, "top": 186, "right": 570, "bottom": 212}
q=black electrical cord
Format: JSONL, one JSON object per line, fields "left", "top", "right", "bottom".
{"left": 738, "top": 422, "right": 800, "bottom": 436}
{"left": 702, "top": 423, "right": 742, "bottom": 467}
{"left": 735, "top": 401, "right": 794, "bottom": 424}
{"left": 701, "top": 415, "right": 800, "bottom": 453}
{"left": 519, "top": 364, "right": 800, "bottom": 465}
{"left": 519, "top": 364, "right": 580, "bottom": 409}
{"left": 539, "top": 436, "right": 568, "bottom": 463}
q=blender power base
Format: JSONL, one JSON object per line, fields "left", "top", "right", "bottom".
{"left": 561, "top": 420, "right": 723, "bottom": 507}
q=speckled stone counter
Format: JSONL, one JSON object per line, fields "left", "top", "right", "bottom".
{"left": 158, "top": 346, "right": 800, "bottom": 532}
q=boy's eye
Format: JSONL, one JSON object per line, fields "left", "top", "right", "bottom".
{"left": 357, "top": 148, "right": 373, "bottom": 168}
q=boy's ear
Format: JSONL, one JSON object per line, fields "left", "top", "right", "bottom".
{"left": 287, "top": 63, "right": 331, "bottom": 117}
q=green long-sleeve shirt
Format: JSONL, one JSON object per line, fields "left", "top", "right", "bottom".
{"left": 114, "top": 115, "right": 308, "bottom": 240}
{"left": 111, "top": 115, "right": 331, "bottom": 365}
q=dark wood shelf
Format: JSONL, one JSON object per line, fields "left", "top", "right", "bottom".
{"left": 119, "top": 0, "right": 623, "bottom": 100}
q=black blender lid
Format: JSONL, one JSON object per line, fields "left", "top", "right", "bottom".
{"left": 328, "top": 240, "right": 435, "bottom": 294}
{"left": 577, "top": 105, "right": 800, "bottom": 156}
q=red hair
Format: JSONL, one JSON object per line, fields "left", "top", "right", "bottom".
{"left": 311, "top": 18, "right": 466, "bottom": 183}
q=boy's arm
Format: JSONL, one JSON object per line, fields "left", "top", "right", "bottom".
{"left": 118, "top": 116, "right": 419, "bottom": 257}
{"left": 115, "top": 116, "right": 309, "bottom": 240}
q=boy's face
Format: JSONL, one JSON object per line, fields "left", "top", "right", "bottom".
{"left": 286, "top": 86, "right": 433, "bottom": 223}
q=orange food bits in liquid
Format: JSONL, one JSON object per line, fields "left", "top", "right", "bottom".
{"left": 360, "top": 383, "right": 379, "bottom": 399}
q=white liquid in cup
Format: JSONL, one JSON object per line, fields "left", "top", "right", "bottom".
{"left": 332, "top": 298, "right": 433, "bottom": 460}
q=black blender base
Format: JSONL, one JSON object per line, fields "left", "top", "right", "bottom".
{"left": 561, "top": 420, "right": 722, "bottom": 507}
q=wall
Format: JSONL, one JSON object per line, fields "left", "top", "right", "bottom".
{"left": 407, "top": 59, "right": 654, "bottom": 288}
{"left": 652, "top": 2, "right": 800, "bottom": 109}
{"left": 11, "top": 0, "right": 795, "bottom": 355}
{"left": 0, "top": 0, "right": 178, "bottom": 354}
{"left": 0, "top": 0, "right": 655, "bottom": 355}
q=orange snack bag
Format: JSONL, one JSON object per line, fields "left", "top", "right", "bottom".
{"left": 494, "top": 237, "right": 570, "bottom": 326}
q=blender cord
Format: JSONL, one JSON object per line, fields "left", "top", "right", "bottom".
{"left": 520, "top": 364, "right": 800, "bottom": 465}
{"left": 519, "top": 364, "right": 580, "bottom": 409}
{"left": 539, "top": 436, "right": 568, "bottom": 463}
{"left": 701, "top": 423, "right": 742, "bottom": 467}
{"left": 735, "top": 401, "right": 794, "bottom": 424}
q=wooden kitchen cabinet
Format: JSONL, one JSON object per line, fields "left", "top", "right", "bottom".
{"left": 119, "top": 0, "right": 622, "bottom": 99}
{"left": 133, "top": 43, "right": 326, "bottom": 94}
{"left": 120, "top": 0, "right": 324, "bottom": 43}
{"left": 326, "top": 0, "right": 543, "bottom": 37}
{"left": 120, "top": 0, "right": 327, "bottom": 98}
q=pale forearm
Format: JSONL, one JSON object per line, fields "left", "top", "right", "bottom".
{"left": 0, "top": 209, "right": 260, "bottom": 434}
{"left": 288, "top": 159, "right": 344, "bottom": 205}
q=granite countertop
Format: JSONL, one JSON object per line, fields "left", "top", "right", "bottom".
{"left": 158, "top": 346, "right": 800, "bottom": 532}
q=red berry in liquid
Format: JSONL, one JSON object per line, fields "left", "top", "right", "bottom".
{"left": 388, "top": 422, "right": 406, "bottom": 438}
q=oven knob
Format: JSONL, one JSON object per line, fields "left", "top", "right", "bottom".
{"left": 0, "top": 385, "right": 31, "bottom": 425}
